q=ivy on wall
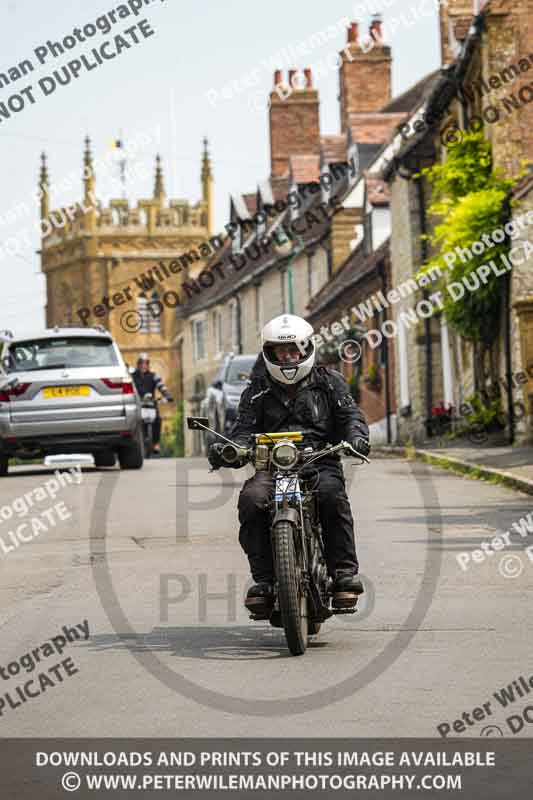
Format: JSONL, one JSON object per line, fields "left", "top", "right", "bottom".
{"left": 415, "top": 131, "right": 519, "bottom": 346}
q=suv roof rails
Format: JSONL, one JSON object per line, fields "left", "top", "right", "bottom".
{"left": 94, "top": 325, "right": 108, "bottom": 333}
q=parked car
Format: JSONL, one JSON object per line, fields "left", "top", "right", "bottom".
{"left": 0, "top": 327, "right": 144, "bottom": 475}
{"left": 203, "top": 353, "right": 257, "bottom": 446}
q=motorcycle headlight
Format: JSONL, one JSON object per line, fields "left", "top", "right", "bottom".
{"left": 271, "top": 440, "right": 298, "bottom": 470}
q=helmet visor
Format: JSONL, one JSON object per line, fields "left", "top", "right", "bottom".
{"left": 263, "top": 340, "right": 313, "bottom": 367}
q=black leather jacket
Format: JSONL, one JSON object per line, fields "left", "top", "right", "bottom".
{"left": 132, "top": 370, "right": 171, "bottom": 404}
{"left": 229, "top": 366, "right": 369, "bottom": 452}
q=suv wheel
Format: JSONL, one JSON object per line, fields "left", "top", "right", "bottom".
{"left": 0, "top": 456, "right": 8, "bottom": 477}
{"left": 118, "top": 429, "right": 144, "bottom": 470}
{"left": 93, "top": 450, "right": 116, "bottom": 468}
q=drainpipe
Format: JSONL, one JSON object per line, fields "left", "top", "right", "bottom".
{"left": 502, "top": 197, "right": 515, "bottom": 444}
{"left": 415, "top": 161, "right": 433, "bottom": 436}
{"left": 379, "top": 260, "right": 392, "bottom": 444}
{"left": 235, "top": 294, "right": 243, "bottom": 355}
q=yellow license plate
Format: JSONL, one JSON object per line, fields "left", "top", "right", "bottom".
{"left": 43, "top": 386, "right": 90, "bottom": 398}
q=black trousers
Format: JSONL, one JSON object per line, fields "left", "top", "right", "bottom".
{"left": 237, "top": 462, "right": 359, "bottom": 583}
{"left": 152, "top": 414, "right": 162, "bottom": 445}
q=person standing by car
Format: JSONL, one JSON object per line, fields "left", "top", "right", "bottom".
{"left": 132, "top": 354, "right": 173, "bottom": 455}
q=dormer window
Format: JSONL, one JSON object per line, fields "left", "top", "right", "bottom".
{"left": 347, "top": 142, "right": 360, "bottom": 187}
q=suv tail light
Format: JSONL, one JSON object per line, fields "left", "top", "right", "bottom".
{"left": 0, "top": 383, "right": 30, "bottom": 402}
{"left": 102, "top": 378, "right": 134, "bottom": 395}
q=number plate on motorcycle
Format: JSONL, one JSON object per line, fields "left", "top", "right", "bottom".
{"left": 142, "top": 408, "right": 157, "bottom": 422}
{"left": 275, "top": 476, "right": 301, "bottom": 501}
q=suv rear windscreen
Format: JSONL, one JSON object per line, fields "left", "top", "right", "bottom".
{"left": 7, "top": 337, "right": 119, "bottom": 372}
{"left": 226, "top": 357, "right": 256, "bottom": 384}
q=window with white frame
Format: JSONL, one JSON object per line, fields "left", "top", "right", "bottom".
{"left": 191, "top": 318, "right": 207, "bottom": 361}
{"left": 307, "top": 253, "right": 319, "bottom": 300}
{"left": 232, "top": 219, "right": 242, "bottom": 253}
{"left": 137, "top": 296, "right": 149, "bottom": 333}
{"left": 137, "top": 294, "right": 161, "bottom": 333}
{"left": 229, "top": 301, "right": 239, "bottom": 352}
{"left": 256, "top": 207, "right": 266, "bottom": 238}
{"left": 254, "top": 283, "right": 263, "bottom": 329}
{"left": 148, "top": 292, "right": 161, "bottom": 333}
{"left": 347, "top": 142, "right": 360, "bottom": 187}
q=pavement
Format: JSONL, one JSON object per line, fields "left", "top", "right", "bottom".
{"left": 376, "top": 442, "right": 533, "bottom": 496}
{"left": 1, "top": 456, "right": 533, "bottom": 738}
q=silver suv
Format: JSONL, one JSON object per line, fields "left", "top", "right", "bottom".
{"left": 0, "top": 327, "right": 144, "bottom": 475}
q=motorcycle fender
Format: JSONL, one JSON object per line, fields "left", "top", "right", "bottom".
{"left": 272, "top": 507, "right": 299, "bottom": 528}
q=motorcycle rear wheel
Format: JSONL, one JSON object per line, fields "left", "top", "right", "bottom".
{"left": 273, "top": 520, "right": 308, "bottom": 656}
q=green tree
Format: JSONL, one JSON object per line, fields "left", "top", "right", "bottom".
{"left": 160, "top": 402, "right": 185, "bottom": 458}
{"left": 415, "top": 131, "right": 521, "bottom": 385}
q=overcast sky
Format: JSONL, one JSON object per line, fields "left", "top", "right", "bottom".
{"left": 0, "top": 0, "right": 441, "bottom": 331}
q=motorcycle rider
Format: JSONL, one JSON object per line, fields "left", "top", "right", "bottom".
{"left": 208, "top": 314, "right": 370, "bottom": 614}
{"left": 132, "top": 354, "right": 173, "bottom": 455}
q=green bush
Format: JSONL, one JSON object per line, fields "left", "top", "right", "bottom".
{"left": 160, "top": 402, "right": 185, "bottom": 458}
{"left": 415, "top": 131, "right": 519, "bottom": 346}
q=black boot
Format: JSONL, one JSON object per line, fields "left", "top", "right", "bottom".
{"left": 245, "top": 582, "right": 274, "bottom": 617}
{"left": 333, "top": 571, "right": 364, "bottom": 609}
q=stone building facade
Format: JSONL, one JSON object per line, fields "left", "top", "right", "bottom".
{"left": 180, "top": 17, "right": 408, "bottom": 455}
{"left": 383, "top": 0, "right": 533, "bottom": 444}
{"left": 40, "top": 138, "right": 213, "bottom": 433}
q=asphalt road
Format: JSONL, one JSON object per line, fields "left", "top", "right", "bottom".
{"left": 1, "top": 455, "right": 532, "bottom": 738}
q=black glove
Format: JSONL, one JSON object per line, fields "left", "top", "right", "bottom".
{"left": 166, "top": 396, "right": 174, "bottom": 403}
{"left": 351, "top": 437, "right": 371, "bottom": 457}
{"left": 207, "top": 443, "right": 225, "bottom": 469}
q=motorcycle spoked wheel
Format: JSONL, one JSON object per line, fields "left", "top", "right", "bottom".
{"left": 273, "top": 520, "right": 308, "bottom": 656}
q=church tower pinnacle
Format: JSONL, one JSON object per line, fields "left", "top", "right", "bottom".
{"left": 201, "top": 137, "right": 213, "bottom": 235}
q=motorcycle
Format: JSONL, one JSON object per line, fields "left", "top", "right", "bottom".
{"left": 141, "top": 393, "right": 157, "bottom": 458}
{"left": 187, "top": 416, "right": 370, "bottom": 656}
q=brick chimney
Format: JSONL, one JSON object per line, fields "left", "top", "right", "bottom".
{"left": 339, "top": 18, "right": 392, "bottom": 134}
{"left": 439, "top": 0, "right": 474, "bottom": 65}
{"left": 269, "top": 69, "right": 320, "bottom": 179}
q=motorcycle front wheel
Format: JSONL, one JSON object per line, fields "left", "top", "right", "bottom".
{"left": 273, "top": 520, "right": 308, "bottom": 656}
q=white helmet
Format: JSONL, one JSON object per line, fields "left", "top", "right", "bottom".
{"left": 261, "top": 314, "right": 315, "bottom": 385}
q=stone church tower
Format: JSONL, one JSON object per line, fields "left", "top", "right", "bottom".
{"left": 40, "top": 137, "right": 213, "bottom": 429}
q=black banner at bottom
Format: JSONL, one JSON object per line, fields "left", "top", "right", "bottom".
{"left": 0, "top": 738, "right": 531, "bottom": 798}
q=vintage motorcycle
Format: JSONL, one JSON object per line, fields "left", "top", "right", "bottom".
{"left": 188, "top": 416, "right": 369, "bottom": 656}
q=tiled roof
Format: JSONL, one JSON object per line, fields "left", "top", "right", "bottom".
{"left": 380, "top": 70, "right": 441, "bottom": 113}
{"left": 306, "top": 238, "right": 391, "bottom": 320}
{"left": 270, "top": 176, "right": 291, "bottom": 202}
{"left": 321, "top": 134, "right": 348, "bottom": 164}
{"left": 181, "top": 190, "right": 338, "bottom": 316}
{"left": 348, "top": 112, "right": 407, "bottom": 145}
{"left": 289, "top": 154, "right": 321, "bottom": 184}
{"left": 242, "top": 192, "right": 258, "bottom": 216}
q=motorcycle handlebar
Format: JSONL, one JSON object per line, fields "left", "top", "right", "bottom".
{"left": 216, "top": 439, "right": 370, "bottom": 467}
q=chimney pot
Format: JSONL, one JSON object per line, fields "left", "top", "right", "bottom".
{"left": 304, "top": 68, "right": 312, "bottom": 88}
{"left": 274, "top": 69, "right": 282, "bottom": 86}
{"left": 370, "top": 17, "right": 383, "bottom": 41}
{"left": 288, "top": 69, "right": 297, "bottom": 87}
{"left": 348, "top": 22, "right": 358, "bottom": 43}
